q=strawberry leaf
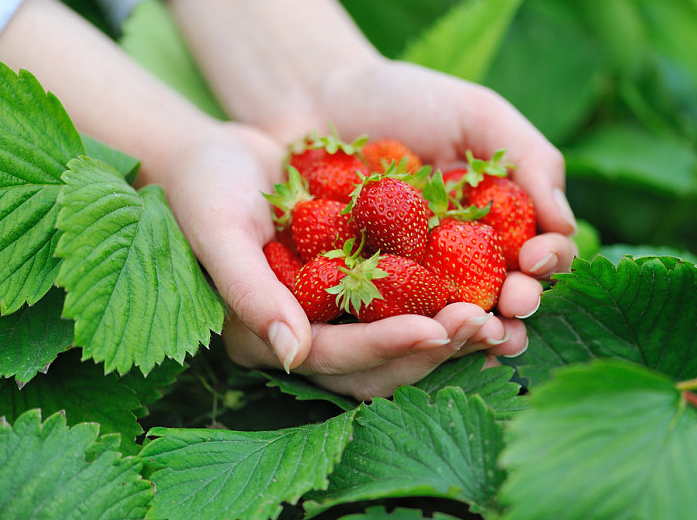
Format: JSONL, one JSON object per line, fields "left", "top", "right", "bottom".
{"left": 0, "top": 287, "right": 73, "bottom": 385}
{"left": 0, "top": 409, "right": 152, "bottom": 519}
{"left": 520, "top": 255, "right": 697, "bottom": 386}
{"left": 305, "top": 386, "right": 505, "bottom": 518}
{"left": 499, "top": 359, "right": 697, "bottom": 520}
{"left": 415, "top": 352, "right": 526, "bottom": 420}
{"left": 81, "top": 133, "right": 141, "bottom": 184}
{"left": 0, "top": 63, "right": 84, "bottom": 315}
{"left": 341, "top": 506, "right": 461, "bottom": 520}
{"left": 0, "top": 348, "right": 183, "bottom": 456}
{"left": 253, "top": 370, "right": 358, "bottom": 412}
{"left": 141, "top": 410, "right": 356, "bottom": 520}
{"left": 55, "top": 156, "right": 225, "bottom": 375}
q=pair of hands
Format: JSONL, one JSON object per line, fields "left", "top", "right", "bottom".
{"left": 163, "top": 59, "right": 578, "bottom": 400}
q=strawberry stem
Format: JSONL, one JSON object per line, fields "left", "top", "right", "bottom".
{"left": 676, "top": 377, "right": 697, "bottom": 392}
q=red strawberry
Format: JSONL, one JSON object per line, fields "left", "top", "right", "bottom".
{"left": 330, "top": 252, "right": 447, "bottom": 322}
{"left": 362, "top": 138, "right": 422, "bottom": 174}
{"left": 263, "top": 241, "right": 303, "bottom": 291}
{"left": 289, "top": 146, "right": 327, "bottom": 178}
{"left": 350, "top": 175, "right": 429, "bottom": 261}
{"left": 466, "top": 175, "right": 536, "bottom": 271}
{"left": 293, "top": 255, "right": 346, "bottom": 323}
{"left": 421, "top": 218, "right": 506, "bottom": 311}
{"left": 306, "top": 151, "right": 368, "bottom": 203}
{"left": 291, "top": 199, "right": 359, "bottom": 262}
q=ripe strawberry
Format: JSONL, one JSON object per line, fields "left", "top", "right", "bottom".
{"left": 362, "top": 138, "right": 422, "bottom": 174}
{"left": 350, "top": 175, "right": 429, "bottom": 261}
{"left": 286, "top": 127, "right": 369, "bottom": 202}
{"left": 306, "top": 151, "right": 368, "bottom": 203}
{"left": 421, "top": 218, "right": 506, "bottom": 311}
{"left": 466, "top": 175, "right": 536, "bottom": 271}
{"left": 293, "top": 255, "right": 346, "bottom": 322}
{"left": 263, "top": 241, "right": 303, "bottom": 291}
{"left": 329, "top": 252, "right": 448, "bottom": 322}
{"left": 291, "top": 199, "right": 359, "bottom": 262}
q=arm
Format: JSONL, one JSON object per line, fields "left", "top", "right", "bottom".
{"left": 1, "top": 0, "right": 497, "bottom": 400}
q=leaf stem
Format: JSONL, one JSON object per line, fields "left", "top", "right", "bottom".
{"left": 676, "top": 377, "right": 697, "bottom": 392}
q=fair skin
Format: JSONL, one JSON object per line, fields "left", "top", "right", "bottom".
{"left": 0, "top": 0, "right": 577, "bottom": 399}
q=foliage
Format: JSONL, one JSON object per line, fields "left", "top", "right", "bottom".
{"left": 3, "top": 0, "right": 697, "bottom": 519}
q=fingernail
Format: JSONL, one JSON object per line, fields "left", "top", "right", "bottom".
{"left": 268, "top": 321, "right": 298, "bottom": 373}
{"left": 452, "top": 313, "right": 493, "bottom": 349}
{"left": 417, "top": 338, "right": 451, "bottom": 349}
{"left": 553, "top": 188, "right": 577, "bottom": 234}
{"left": 485, "top": 331, "right": 509, "bottom": 347}
{"left": 503, "top": 336, "right": 529, "bottom": 358}
{"left": 529, "top": 252, "right": 558, "bottom": 276}
{"left": 515, "top": 297, "right": 541, "bottom": 319}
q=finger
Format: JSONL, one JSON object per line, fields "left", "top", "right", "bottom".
{"left": 484, "top": 317, "right": 528, "bottom": 358}
{"left": 454, "top": 87, "right": 577, "bottom": 236}
{"left": 295, "top": 314, "right": 452, "bottom": 375}
{"left": 519, "top": 232, "right": 578, "bottom": 279}
{"left": 497, "top": 271, "right": 543, "bottom": 319}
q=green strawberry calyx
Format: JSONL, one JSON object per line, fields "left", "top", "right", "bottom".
{"left": 289, "top": 123, "right": 369, "bottom": 157}
{"left": 463, "top": 148, "right": 514, "bottom": 186}
{"left": 262, "top": 166, "right": 312, "bottom": 231}
{"left": 422, "top": 170, "right": 491, "bottom": 228}
{"left": 325, "top": 235, "right": 388, "bottom": 314}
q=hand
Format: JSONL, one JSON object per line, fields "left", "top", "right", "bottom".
{"left": 154, "top": 122, "right": 505, "bottom": 400}
{"left": 256, "top": 57, "right": 578, "bottom": 359}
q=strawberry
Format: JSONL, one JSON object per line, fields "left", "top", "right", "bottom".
{"left": 361, "top": 138, "right": 422, "bottom": 174}
{"left": 293, "top": 255, "right": 346, "bottom": 322}
{"left": 263, "top": 241, "right": 303, "bottom": 291}
{"left": 466, "top": 175, "right": 536, "bottom": 271}
{"left": 349, "top": 173, "right": 429, "bottom": 261}
{"left": 286, "top": 127, "right": 369, "bottom": 202}
{"left": 421, "top": 218, "right": 506, "bottom": 312}
{"left": 329, "top": 252, "right": 448, "bottom": 322}
{"left": 306, "top": 151, "right": 368, "bottom": 203}
{"left": 291, "top": 199, "right": 359, "bottom": 262}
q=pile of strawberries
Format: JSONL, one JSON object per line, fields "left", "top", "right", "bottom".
{"left": 262, "top": 129, "right": 536, "bottom": 323}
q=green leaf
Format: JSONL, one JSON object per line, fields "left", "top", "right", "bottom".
{"left": 415, "top": 352, "right": 526, "bottom": 420}
{"left": 141, "top": 410, "right": 356, "bottom": 520}
{"left": 55, "top": 156, "right": 225, "bottom": 375}
{"left": 120, "top": 0, "right": 228, "bottom": 120}
{"left": 339, "top": 0, "right": 462, "bottom": 59}
{"left": 483, "top": 0, "right": 605, "bottom": 144}
{"left": 81, "top": 133, "right": 141, "bottom": 184}
{"left": 499, "top": 359, "right": 697, "bottom": 520}
{"left": 521, "top": 256, "right": 697, "bottom": 386}
{"left": 0, "top": 63, "right": 84, "bottom": 314}
{"left": 0, "top": 348, "right": 181, "bottom": 456}
{"left": 0, "top": 409, "right": 152, "bottom": 520}
{"left": 0, "top": 287, "right": 73, "bottom": 384}
{"left": 572, "top": 219, "right": 602, "bottom": 261}
{"left": 600, "top": 243, "right": 697, "bottom": 266}
{"left": 254, "top": 370, "right": 358, "bottom": 412}
{"left": 565, "top": 122, "right": 697, "bottom": 197}
{"left": 306, "top": 386, "right": 505, "bottom": 517}
{"left": 402, "top": 0, "right": 524, "bottom": 83}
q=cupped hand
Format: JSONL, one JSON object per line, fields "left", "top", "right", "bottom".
{"left": 155, "top": 121, "right": 504, "bottom": 399}
{"left": 260, "top": 57, "right": 579, "bottom": 358}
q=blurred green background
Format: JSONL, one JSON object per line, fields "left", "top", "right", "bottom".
{"left": 66, "top": 0, "right": 697, "bottom": 261}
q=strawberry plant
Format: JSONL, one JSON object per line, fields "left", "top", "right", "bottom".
{"left": 2, "top": 0, "right": 697, "bottom": 519}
